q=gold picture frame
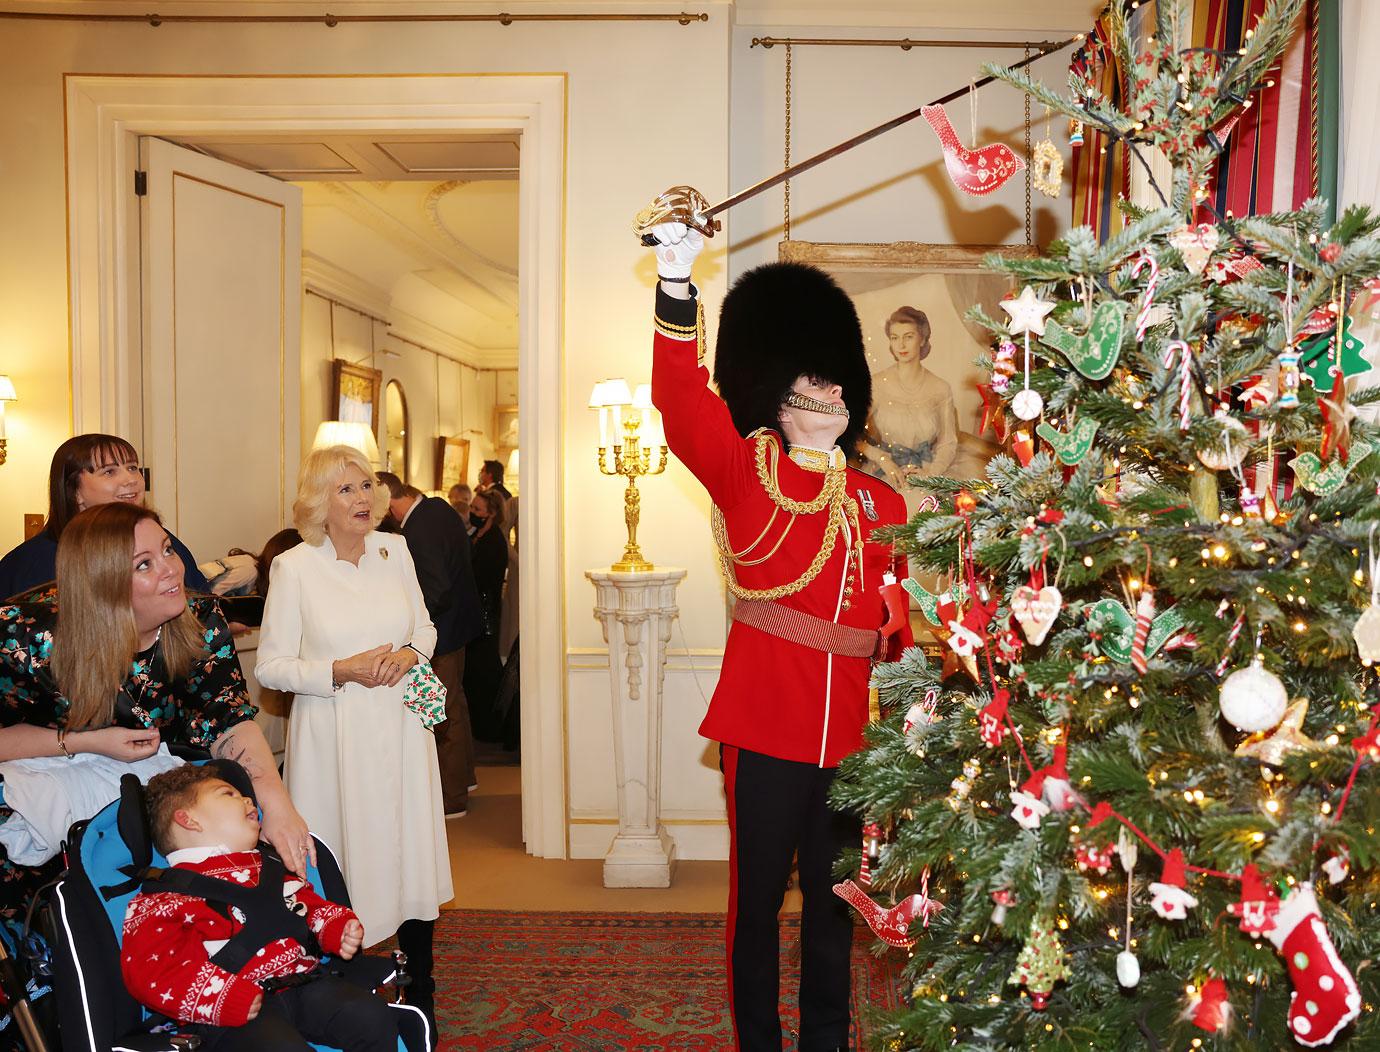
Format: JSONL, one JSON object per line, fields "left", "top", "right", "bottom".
{"left": 331, "top": 359, "right": 382, "bottom": 430}
{"left": 778, "top": 241, "right": 1034, "bottom": 513}
{"left": 436, "top": 436, "right": 471, "bottom": 493}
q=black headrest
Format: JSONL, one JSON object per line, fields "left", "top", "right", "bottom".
{"left": 116, "top": 773, "right": 152, "bottom": 873}
{"left": 204, "top": 758, "right": 258, "bottom": 806}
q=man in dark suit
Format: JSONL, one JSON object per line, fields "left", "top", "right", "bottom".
{"left": 476, "top": 460, "right": 512, "bottom": 506}
{"left": 377, "top": 473, "right": 484, "bottom": 817}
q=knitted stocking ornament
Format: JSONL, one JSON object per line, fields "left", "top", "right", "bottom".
{"left": 1264, "top": 886, "right": 1361, "bottom": 1047}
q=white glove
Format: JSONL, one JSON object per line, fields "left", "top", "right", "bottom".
{"left": 649, "top": 222, "right": 704, "bottom": 281}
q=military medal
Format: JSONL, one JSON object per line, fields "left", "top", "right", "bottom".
{"left": 858, "top": 488, "right": 878, "bottom": 522}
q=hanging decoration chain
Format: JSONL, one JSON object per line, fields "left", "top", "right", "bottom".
{"left": 783, "top": 41, "right": 793, "bottom": 240}
{"left": 1024, "top": 43, "right": 1033, "bottom": 246}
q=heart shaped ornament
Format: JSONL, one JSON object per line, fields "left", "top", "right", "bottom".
{"left": 1011, "top": 585, "right": 1062, "bottom": 645}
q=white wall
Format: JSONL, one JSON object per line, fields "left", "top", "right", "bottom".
{"left": 0, "top": 2, "right": 1086, "bottom": 861}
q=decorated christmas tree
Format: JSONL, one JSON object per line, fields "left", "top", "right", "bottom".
{"left": 831, "top": 0, "right": 1380, "bottom": 1046}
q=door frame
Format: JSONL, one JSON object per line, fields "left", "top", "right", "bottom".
{"left": 64, "top": 73, "right": 569, "bottom": 858}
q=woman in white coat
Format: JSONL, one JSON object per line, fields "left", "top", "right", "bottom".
{"left": 256, "top": 444, "right": 451, "bottom": 1023}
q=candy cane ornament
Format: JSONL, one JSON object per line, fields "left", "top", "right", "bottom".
{"left": 1130, "top": 587, "right": 1156, "bottom": 674}
{"left": 1216, "top": 613, "right": 1246, "bottom": 677}
{"left": 1131, "top": 253, "right": 1159, "bottom": 341}
{"left": 1164, "top": 340, "right": 1193, "bottom": 431}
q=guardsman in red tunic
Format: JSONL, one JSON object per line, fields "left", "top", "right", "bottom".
{"left": 647, "top": 221, "right": 908, "bottom": 1052}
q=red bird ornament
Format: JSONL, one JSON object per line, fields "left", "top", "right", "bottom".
{"left": 922, "top": 105, "right": 1026, "bottom": 196}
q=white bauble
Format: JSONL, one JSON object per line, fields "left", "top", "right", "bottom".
{"left": 1011, "top": 388, "right": 1044, "bottom": 421}
{"left": 1219, "top": 658, "right": 1288, "bottom": 732}
{"left": 1116, "top": 950, "right": 1141, "bottom": 989}
{"left": 1195, "top": 415, "right": 1250, "bottom": 471}
{"left": 1354, "top": 604, "right": 1380, "bottom": 665}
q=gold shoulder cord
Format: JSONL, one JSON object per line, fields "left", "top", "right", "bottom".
{"left": 713, "top": 432, "right": 864, "bottom": 602}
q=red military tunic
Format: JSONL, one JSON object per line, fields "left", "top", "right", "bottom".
{"left": 652, "top": 288, "right": 908, "bottom": 767}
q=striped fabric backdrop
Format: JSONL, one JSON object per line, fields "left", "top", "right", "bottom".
{"left": 1070, "top": 0, "right": 1325, "bottom": 241}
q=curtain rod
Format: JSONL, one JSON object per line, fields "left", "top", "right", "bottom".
{"left": 0, "top": 8, "right": 707, "bottom": 25}
{"left": 751, "top": 36, "right": 1068, "bottom": 50}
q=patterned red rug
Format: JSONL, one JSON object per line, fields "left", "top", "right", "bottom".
{"left": 432, "top": 910, "right": 903, "bottom": 1051}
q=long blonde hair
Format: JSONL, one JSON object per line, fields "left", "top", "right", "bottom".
{"left": 292, "top": 444, "right": 388, "bottom": 545}
{"left": 52, "top": 503, "right": 206, "bottom": 730}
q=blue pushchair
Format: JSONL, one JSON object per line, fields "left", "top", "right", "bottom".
{"left": 43, "top": 760, "right": 431, "bottom": 1052}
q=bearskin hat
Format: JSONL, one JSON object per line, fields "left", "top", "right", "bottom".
{"left": 712, "top": 261, "right": 872, "bottom": 456}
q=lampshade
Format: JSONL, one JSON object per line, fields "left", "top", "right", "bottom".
{"left": 632, "top": 383, "right": 653, "bottom": 410}
{"left": 506, "top": 448, "right": 520, "bottom": 478}
{"left": 0, "top": 376, "right": 15, "bottom": 402}
{"left": 590, "top": 378, "right": 637, "bottom": 405}
{"left": 312, "top": 420, "right": 381, "bottom": 465}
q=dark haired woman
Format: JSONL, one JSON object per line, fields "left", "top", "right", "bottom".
{"left": 463, "top": 490, "right": 509, "bottom": 742}
{"left": 0, "top": 433, "right": 209, "bottom": 600}
{"left": 0, "top": 503, "right": 310, "bottom": 913}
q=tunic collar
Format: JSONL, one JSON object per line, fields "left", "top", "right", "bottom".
{"left": 786, "top": 444, "right": 845, "bottom": 473}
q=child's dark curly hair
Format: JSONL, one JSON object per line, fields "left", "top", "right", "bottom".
{"left": 145, "top": 764, "right": 228, "bottom": 856}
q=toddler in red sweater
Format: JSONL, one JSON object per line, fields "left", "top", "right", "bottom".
{"left": 120, "top": 764, "right": 398, "bottom": 1052}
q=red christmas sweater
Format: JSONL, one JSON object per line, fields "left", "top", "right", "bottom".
{"left": 651, "top": 286, "right": 908, "bottom": 767}
{"left": 120, "top": 848, "right": 357, "bottom": 1027}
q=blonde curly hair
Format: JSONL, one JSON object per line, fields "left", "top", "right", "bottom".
{"left": 292, "top": 444, "right": 388, "bottom": 545}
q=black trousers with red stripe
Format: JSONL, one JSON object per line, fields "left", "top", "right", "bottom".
{"left": 722, "top": 744, "right": 860, "bottom": 1051}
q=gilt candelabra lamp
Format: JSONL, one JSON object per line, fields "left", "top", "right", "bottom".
{"left": 590, "top": 378, "right": 668, "bottom": 572}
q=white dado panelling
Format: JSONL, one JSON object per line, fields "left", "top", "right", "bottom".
{"left": 567, "top": 652, "right": 727, "bottom": 860}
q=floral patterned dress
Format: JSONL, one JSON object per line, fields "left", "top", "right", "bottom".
{"left": 0, "top": 587, "right": 257, "bottom": 912}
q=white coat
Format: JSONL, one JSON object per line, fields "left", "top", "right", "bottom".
{"left": 256, "top": 530, "right": 452, "bottom": 943}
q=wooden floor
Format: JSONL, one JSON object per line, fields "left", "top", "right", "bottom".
{"left": 443, "top": 765, "right": 803, "bottom": 913}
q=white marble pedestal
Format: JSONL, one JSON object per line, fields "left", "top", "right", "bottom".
{"left": 586, "top": 567, "right": 686, "bottom": 888}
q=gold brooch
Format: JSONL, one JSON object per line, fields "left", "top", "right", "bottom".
{"left": 380, "top": 548, "right": 389, "bottom": 560}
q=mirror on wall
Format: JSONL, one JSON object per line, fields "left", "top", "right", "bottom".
{"left": 384, "top": 380, "right": 409, "bottom": 482}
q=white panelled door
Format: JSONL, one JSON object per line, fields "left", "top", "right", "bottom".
{"left": 140, "top": 137, "right": 302, "bottom": 565}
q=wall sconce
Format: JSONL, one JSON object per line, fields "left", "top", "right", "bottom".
{"left": 589, "top": 377, "right": 668, "bottom": 572}
{"left": 311, "top": 420, "right": 381, "bottom": 466}
{"left": 0, "top": 375, "right": 15, "bottom": 466}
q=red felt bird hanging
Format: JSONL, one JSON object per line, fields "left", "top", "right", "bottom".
{"left": 922, "top": 105, "right": 1025, "bottom": 196}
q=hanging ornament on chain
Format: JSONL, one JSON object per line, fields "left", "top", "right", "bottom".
{"left": 1219, "top": 639, "right": 1288, "bottom": 733}
{"left": 1354, "top": 524, "right": 1380, "bottom": 665}
{"left": 860, "top": 821, "right": 883, "bottom": 887}
{"left": 1032, "top": 106, "right": 1063, "bottom": 198}
{"left": 1115, "top": 828, "right": 1140, "bottom": 989}
{"left": 1186, "top": 976, "right": 1232, "bottom": 1034}
{"left": 1196, "top": 394, "right": 1250, "bottom": 472}
{"left": 1000, "top": 286, "right": 1056, "bottom": 420}
{"left": 1011, "top": 544, "right": 1062, "bottom": 646}
{"left": 1279, "top": 260, "right": 1303, "bottom": 408}
{"left": 1148, "top": 848, "right": 1198, "bottom": 920}
{"left": 833, "top": 871, "right": 943, "bottom": 949}
{"left": 991, "top": 340, "right": 1017, "bottom": 394}
{"left": 1007, "top": 914, "right": 1071, "bottom": 1010}
{"left": 1130, "top": 556, "right": 1156, "bottom": 675}
{"left": 990, "top": 887, "right": 1016, "bottom": 926}
{"left": 1227, "top": 863, "right": 1281, "bottom": 936}
{"left": 946, "top": 757, "right": 982, "bottom": 811}
{"left": 920, "top": 81, "right": 1025, "bottom": 197}
{"left": 1266, "top": 885, "right": 1362, "bottom": 1047}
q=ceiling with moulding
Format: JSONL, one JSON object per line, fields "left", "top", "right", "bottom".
{"left": 298, "top": 179, "right": 519, "bottom": 369}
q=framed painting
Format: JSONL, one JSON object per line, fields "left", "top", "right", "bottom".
{"left": 436, "top": 436, "right": 470, "bottom": 493}
{"left": 778, "top": 241, "right": 1035, "bottom": 520}
{"left": 331, "top": 359, "right": 382, "bottom": 430}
